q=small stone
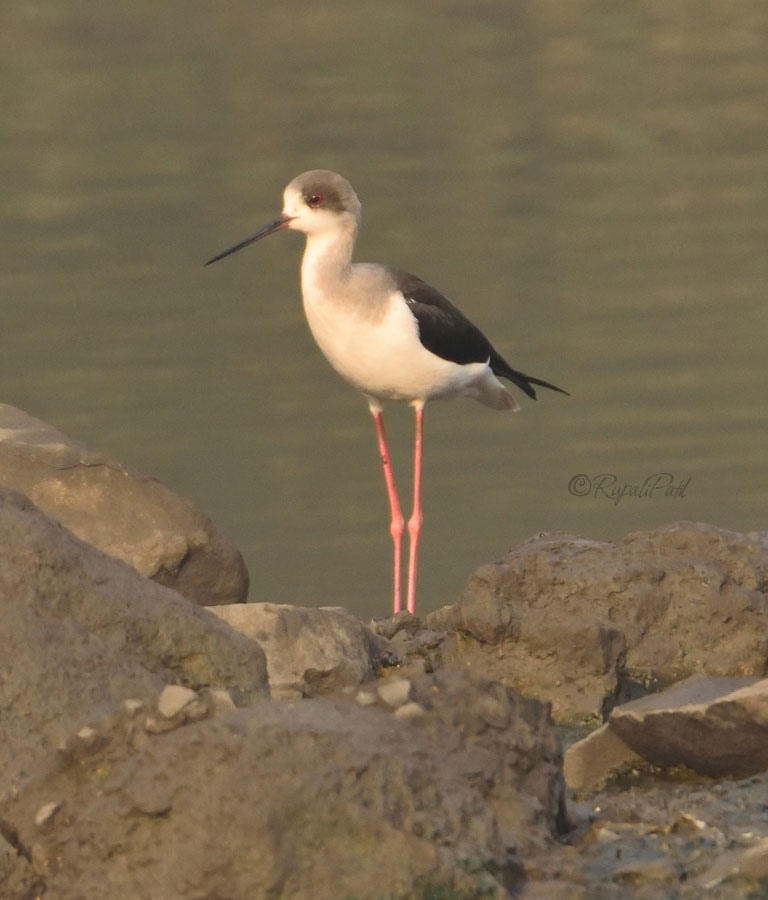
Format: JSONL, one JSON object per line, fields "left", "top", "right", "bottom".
{"left": 157, "top": 685, "right": 198, "bottom": 719}
{"left": 355, "top": 689, "right": 377, "bottom": 706}
{"left": 146, "top": 686, "right": 208, "bottom": 730}
{"left": 592, "top": 826, "right": 621, "bottom": 843}
{"left": 123, "top": 698, "right": 144, "bottom": 715}
{"left": 377, "top": 678, "right": 412, "bottom": 708}
{"left": 77, "top": 726, "right": 98, "bottom": 744}
{"left": 393, "top": 702, "right": 425, "bottom": 719}
{"left": 670, "top": 812, "right": 708, "bottom": 834}
{"left": 35, "top": 801, "right": 62, "bottom": 830}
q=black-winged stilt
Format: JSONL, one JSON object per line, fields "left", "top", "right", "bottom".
{"left": 205, "top": 170, "right": 568, "bottom": 615}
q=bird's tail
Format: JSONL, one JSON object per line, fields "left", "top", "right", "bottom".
{"left": 491, "top": 352, "right": 570, "bottom": 400}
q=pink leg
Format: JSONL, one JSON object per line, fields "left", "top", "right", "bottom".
{"left": 405, "top": 402, "right": 424, "bottom": 614}
{"left": 370, "top": 405, "right": 404, "bottom": 614}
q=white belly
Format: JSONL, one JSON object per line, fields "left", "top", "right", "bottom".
{"left": 302, "top": 289, "right": 488, "bottom": 404}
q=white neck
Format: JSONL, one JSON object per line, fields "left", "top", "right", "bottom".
{"left": 300, "top": 225, "right": 357, "bottom": 299}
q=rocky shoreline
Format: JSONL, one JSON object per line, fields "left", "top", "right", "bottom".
{"left": 1, "top": 403, "right": 768, "bottom": 899}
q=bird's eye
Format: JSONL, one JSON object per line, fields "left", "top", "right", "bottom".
{"left": 307, "top": 193, "right": 324, "bottom": 208}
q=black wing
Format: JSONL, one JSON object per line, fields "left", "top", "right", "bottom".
{"left": 391, "top": 268, "right": 569, "bottom": 400}
{"left": 393, "top": 269, "right": 494, "bottom": 366}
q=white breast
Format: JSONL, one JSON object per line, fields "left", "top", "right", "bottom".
{"left": 302, "top": 288, "right": 489, "bottom": 405}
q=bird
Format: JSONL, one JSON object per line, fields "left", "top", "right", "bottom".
{"left": 205, "top": 170, "right": 568, "bottom": 616}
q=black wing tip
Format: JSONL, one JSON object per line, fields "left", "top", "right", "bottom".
{"left": 526, "top": 375, "right": 571, "bottom": 398}
{"left": 494, "top": 362, "right": 570, "bottom": 400}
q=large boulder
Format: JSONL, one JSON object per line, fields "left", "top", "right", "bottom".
{"left": 212, "top": 602, "right": 382, "bottom": 698}
{"left": 0, "top": 403, "right": 248, "bottom": 605}
{"left": 0, "top": 486, "right": 268, "bottom": 797}
{"left": 434, "top": 522, "right": 768, "bottom": 721}
{"left": 3, "top": 671, "right": 566, "bottom": 900}
{"left": 608, "top": 674, "right": 768, "bottom": 778}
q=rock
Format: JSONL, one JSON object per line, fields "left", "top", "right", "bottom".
{"left": 0, "top": 486, "right": 268, "bottom": 797}
{"left": 75, "top": 726, "right": 101, "bottom": 748}
{"left": 370, "top": 609, "right": 421, "bottom": 639}
{"left": 370, "top": 613, "right": 448, "bottom": 676}
{"left": 454, "top": 582, "right": 515, "bottom": 643}
{"left": 34, "top": 801, "right": 62, "bottom": 830}
{"left": 0, "top": 403, "right": 248, "bottom": 606}
{"left": 355, "top": 688, "right": 378, "bottom": 706}
{"left": 377, "top": 677, "right": 412, "bottom": 708}
{"left": 147, "top": 686, "right": 209, "bottom": 732}
{"left": 528, "top": 758, "right": 768, "bottom": 897}
{"left": 442, "top": 522, "right": 768, "bottom": 721}
{"left": 696, "top": 839, "right": 768, "bottom": 888}
{"left": 5, "top": 670, "right": 566, "bottom": 900}
{"left": 425, "top": 603, "right": 460, "bottom": 632}
{"left": 394, "top": 701, "right": 426, "bottom": 719}
{"left": 563, "top": 723, "right": 643, "bottom": 793}
{"left": 211, "top": 602, "right": 380, "bottom": 698}
{"left": 608, "top": 673, "right": 768, "bottom": 777}
{"left": 156, "top": 685, "right": 200, "bottom": 719}
{"left": 407, "top": 670, "right": 568, "bottom": 847}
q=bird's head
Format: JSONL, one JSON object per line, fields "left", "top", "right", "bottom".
{"left": 283, "top": 170, "right": 361, "bottom": 236}
{"left": 204, "top": 170, "right": 360, "bottom": 266}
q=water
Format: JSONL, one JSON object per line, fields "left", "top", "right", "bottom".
{"left": 2, "top": 1, "right": 766, "bottom": 617}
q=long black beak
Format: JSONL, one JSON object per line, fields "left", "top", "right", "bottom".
{"left": 204, "top": 213, "right": 295, "bottom": 266}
